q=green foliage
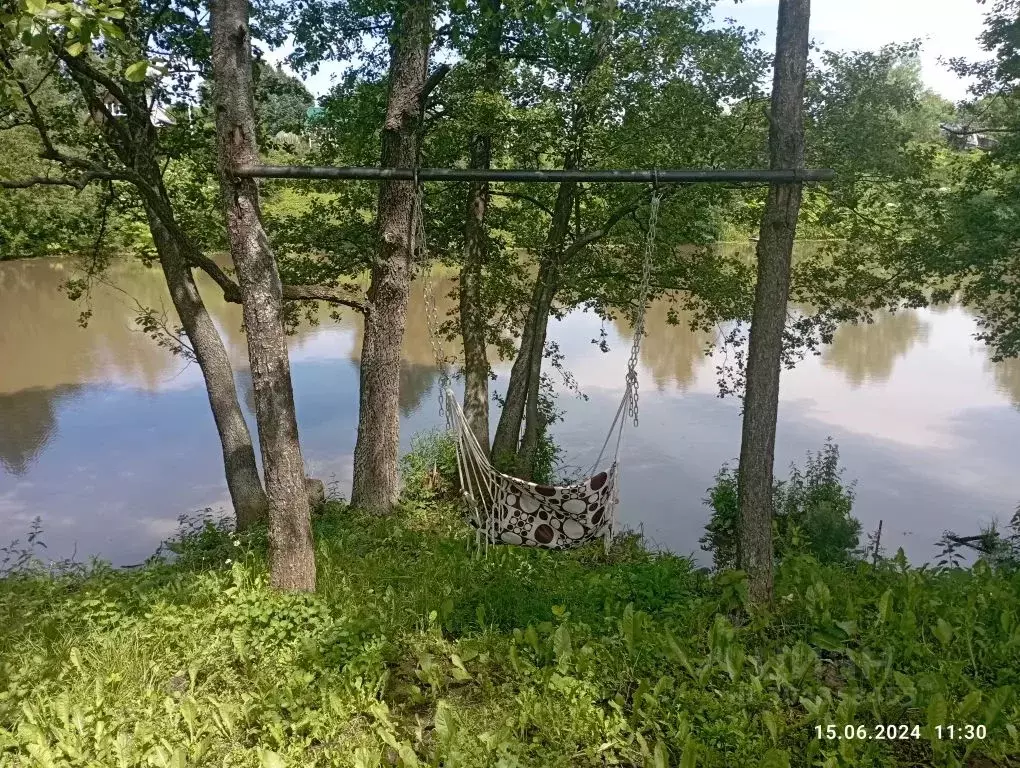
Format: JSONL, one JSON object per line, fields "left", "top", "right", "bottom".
{"left": 0, "top": 120, "right": 108, "bottom": 259}
{"left": 255, "top": 61, "right": 315, "bottom": 140}
{"left": 1, "top": 475, "right": 1018, "bottom": 767}
{"left": 398, "top": 430, "right": 460, "bottom": 507}
{"left": 701, "top": 441, "right": 862, "bottom": 571}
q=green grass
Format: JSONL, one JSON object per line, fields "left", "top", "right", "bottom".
{"left": 1, "top": 459, "right": 1018, "bottom": 767}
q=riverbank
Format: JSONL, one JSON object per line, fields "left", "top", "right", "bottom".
{"left": 1, "top": 458, "right": 1018, "bottom": 767}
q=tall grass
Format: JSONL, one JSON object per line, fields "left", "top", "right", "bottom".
{"left": 0, "top": 438, "right": 1018, "bottom": 767}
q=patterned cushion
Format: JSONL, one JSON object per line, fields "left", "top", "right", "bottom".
{"left": 470, "top": 464, "right": 618, "bottom": 550}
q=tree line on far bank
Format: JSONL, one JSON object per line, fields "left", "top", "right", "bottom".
{"left": 2, "top": 0, "right": 1018, "bottom": 603}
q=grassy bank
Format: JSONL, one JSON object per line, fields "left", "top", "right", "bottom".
{"left": 1, "top": 462, "right": 1018, "bottom": 767}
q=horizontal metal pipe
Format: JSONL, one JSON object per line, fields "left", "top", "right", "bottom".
{"left": 234, "top": 165, "right": 835, "bottom": 183}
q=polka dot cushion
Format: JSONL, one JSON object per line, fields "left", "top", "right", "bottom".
{"left": 470, "top": 463, "right": 618, "bottom": 550}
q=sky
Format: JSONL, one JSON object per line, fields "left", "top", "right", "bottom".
{"left": 286, "top": 0, "right": 990, "bottom": 103}
{"left": 720, "top": 0, "right": 988, "bottom": 102}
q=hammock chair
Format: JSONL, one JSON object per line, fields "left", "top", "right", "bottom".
{"left": 417, "top": 181, "right": 661, "bottom": 552}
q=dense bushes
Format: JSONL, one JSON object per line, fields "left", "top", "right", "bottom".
{"left": 701, "top": 441, "right": 863, "bottom": 571}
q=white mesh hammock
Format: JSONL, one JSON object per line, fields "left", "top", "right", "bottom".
{"left": 418, "top": 184, "right": 661, "bottom": 552}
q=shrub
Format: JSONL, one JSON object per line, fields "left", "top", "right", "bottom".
{"left": 399, "top": 430, "right": 460, "bottom": 504}
{"left": 701, "top": 440, "right": 862, "bottom": 570}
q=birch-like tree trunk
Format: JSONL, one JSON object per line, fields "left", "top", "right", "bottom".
{"left": 210, "top": 0, "right": 315, "bottom": 590}
{"left": 350, "top": 0, "right": 433, "bottom": 514}
{"left": 737, "top": 0, "right": 811, "bottom": 606}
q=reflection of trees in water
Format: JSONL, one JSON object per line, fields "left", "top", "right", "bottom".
{"left": 399, "top": 364, "right": 439, "bottom": 416}
{"left": 0, "top": 385, "right": 81, "bottom": 474}
{"left": 614, "top": 301, "right": 714, "bottom": 391}
{"left": 989, "top": 357, "right": 1020, "bottom": 409}
{"left": 0, "top": 255, "right": 350, "bottom": 395}
{"left": 343, "top": 280, "right": 455, "bottom": 417}
{"left": 822, "top": 310, "right": 930, "bottom": 387}
{"left": 0, "top": 258, "right": 182, "bottom": 393}
{"left": 237, "top": 371, "right": 257, "bottom": 415}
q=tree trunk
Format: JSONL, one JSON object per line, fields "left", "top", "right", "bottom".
{"left": 491, "top": 169, "right": 575, "bottom": 476}
{"left": 210, "top": 0, "right": 315, "bottom": 591}
{"left": 736, "top": 0, "right": 810, "bottom": 607}
{"left": 57, "top": 52, "right": 270, "bottom": 534}
{"left": 515, "top": 269, "right": 556, "bottom": 478}
{"left": 460, "top": 136, "right": 494, "bottom": 455}
{"left": 490, "top": 263, "right": 545, "bottom": 468}
{"left": 490, "top": 4, "right": 615, "bottom": 475}
{"left": 350, "top": 0, "right": 433, "bottom": 514}
{"left": 458, "top": 0, "right": 502, "bottom": 456}
{"left": 146, "top": 208, "right": 268, "bottom": 529}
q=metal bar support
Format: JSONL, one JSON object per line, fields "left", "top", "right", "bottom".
{"left": 234, "top": 165, "right": 834, "bottom": 183}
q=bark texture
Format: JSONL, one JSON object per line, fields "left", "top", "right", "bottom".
{"left": 146, "top": 209, "right": 268, "bottom": 528}
{"left": 458, "top": 0, "right": 502, "bottom": 455}
{"left": 211, "top": 0, "right": 315, "bottom": 590}
{"left": 350, "top": 0, "right": 433, "bottom": 514}
{"left": 737, "top": 0, "right": 811, "bottom": 606}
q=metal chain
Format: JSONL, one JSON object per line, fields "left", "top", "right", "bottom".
{"left": 414, "top": 176, "right": 451, "bottom": 416}
{"left": 625, "top": 190, "right": 661, "bottom": 427}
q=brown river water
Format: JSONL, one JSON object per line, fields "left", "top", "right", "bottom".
{"left": 2, "top": 255, "right": 1019, "bottom": 566}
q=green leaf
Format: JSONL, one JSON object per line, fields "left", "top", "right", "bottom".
{"left": 397, "top": 743, "right": 420, "bottom": 767}
{"left": 25, "top": 0, "right": 47, "bottom": 15}
{"left": 259, "top": 750, "right": 285, "bottom": 768}
{"left": 927, "top": 692, "right": 947, "bottom": 731}
{"left": 124, "top": 61, "right": 148, "bottom": 82}
{"left": 958, "top": 690, "right": 982, "bottom": 720}
{"left": 759, "top": 749, "right": 791, "bottom": 768}
{"left": 933, "top": 618, "right": 953, "bottom": 647}
{"left": 877, "top": 589, "right": 893, "bottom": 624}
{"left": 65, "top": 41, "right": 84, "bottom": 57}
{"left": 679, "top": 736, "right": 699, "bottom": 768}
{"left": 652, "top": 741, "right": 668, "bottom": 768}
{"left": 434, "top": 700, "right": 456, "bottom": 745}
{"left": 99, "top": 21, "right": 123, "bottom": 40}
{"left": 809, "top": 629, "right": 846, "bottom": 652}
{"left": 762, "top": 710, "right": 780, "bottom": 744}
{"left": 553, "top": 623, "right": 572, "bottom": 665}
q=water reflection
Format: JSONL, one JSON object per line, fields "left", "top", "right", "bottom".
{"left": 0, "top": 258, "right": 181, "bottom": 394}
{"left": 989, "top": 357, "right": 1020, "bottom": 409}
{"left": 614, "top": 302, "right": 715, "bottom": 391}
{"left": 2, "top": 255, "right": 1020, "bottom": 566}
{"left": 822, "top": 310, "right": 931, "bottom": 387}
{"left": 0, "top": 386, "right": 82, "bottom": 475}
{"left": 0, "top": 260, "right": 462, "bottom": 475}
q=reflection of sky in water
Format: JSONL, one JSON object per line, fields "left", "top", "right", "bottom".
{"left": 1, "top": 257, "right": 1019, "bottom": 566}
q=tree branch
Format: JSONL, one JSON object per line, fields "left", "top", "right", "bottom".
{"left": 422, "top": 62, "right": 452, "bottom": 104}
{"left": 55, "top": 48, "right": 133, "bottom": 115}
{"left": 490, "top": 190, "right": 555, "bottom": 217}
{"left": 0, "top": 48, "right": 59, "bottom": 157}
{"left": 0, "top": 168, "right": 123, "bottom": 189}
{"left": 563, "top": 195, "right": 650, "bottom": 261}
{"left": 281, "top": 283, "right": 369, "bottom": 312}
{"left": 182, "top": 249, "right": 368, "bottom": 313}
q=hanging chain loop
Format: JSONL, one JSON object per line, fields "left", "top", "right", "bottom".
{"left": 625, "top": 189, "right": 660, "bottom": 427}
{"left": 414, "top": 176, "right": 451, "bottom": 416}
